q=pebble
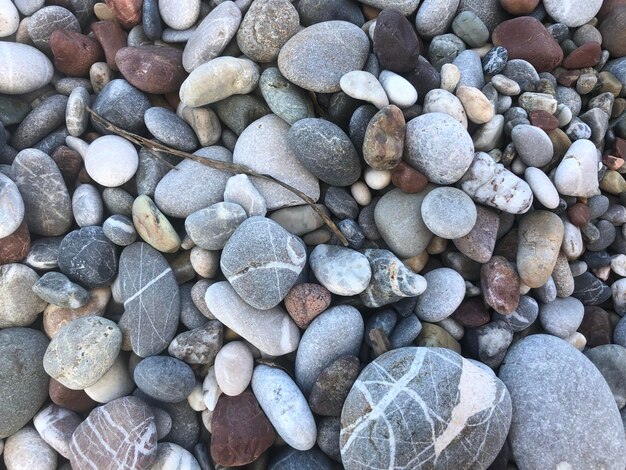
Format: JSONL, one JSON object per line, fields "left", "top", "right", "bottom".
{"left": 362, "top": 105, "right": 405, "bottom": 171}
{"left": 0, "top": 173, "right": 24, "bottom": 239}
{"left": 152, "top": 443, "right": 200, "bottom": 470}
{"left": 482, "top": 46, "right": 508, "bottom": 75}
{"left": 252, "top": 364, "right": 317, "bottom": 451}
{"left": 511, "top": 124, "right": 553, "bottom": 167}
{"left": 205, "top": 281, "right": 300, "bottom": 356}
{"left": 415, "top": 268, "right": 466, "bottom": 322}
{"left": 13, "top": 94, "right": 68, "bottom": 151}
{"left": 309, "top": 356, "right": 360, "bottom": 417}
{"left": 405, "top": 112, "right": 474, "bottom": 184}
{"left": 340, "top": 70, "right": 389, "bottom": 109}
{"left": 134, "top": 356, "right": 195, "bottom": 403}
{"left": 210, "top": 389, "right": 275, "bottom": 467}
{"left": 341, "top": 347, "right": 511, "bottom": 470}
{"left": 103, "top": 214, "right": 137, "bottom": 246}
{"left": 132, "top": 194, "right": 181, "bottom": 253}
{"left": 524, "top": 167, "right": 560, "bottom": 209}
{"left": 278, "top": 21, "right": 370, "bottom": 93}
{"left": 421, "top": 187, "right": 477, "bottom": 239}
{"left": 72, "top": 184, "right": 103, "bottom": 227}
{"left": 116, "top": 46, "right": 186, "bottom": 95}
{"left": 69, "top": 396, "right": 157, "bottom": 469}
{"left": 481, "top": 256, "right": 521, "bottom": 314}
{"left": 0, "top": 221, "right": 30, "bottom": 265}
{"left": 310, "top": 244, "right": 371, "bottom": 296}
{"left": 585, "top": 344, "right": 626, "bottom": 409}
{"left": 0, "top": 0, "right": 19, "bottom": 37}
{"left": 378, "top": 71, "right": 417, "bottom": 108}
{"left": 269, "top": 447, "right": 333, "bottom": 470}
{"left": 429, "top": 34, "right": 466, "bottom": 71}
{"left": 424, "top": 89, "right": 468, "bottom": 127}
{"left": 159, "top": 0, "right": 199, "bottom": 30}
{"left": 185, "top": 202, "right": 247, "bottom": 250}
{"left": 259, "top": 67, "right": 315, "bottom": 125}
{"left": 415, "top": 0, "right": 460, "bottom": 38}
{"left": 452, "top": 11, "right": 489, "bottom": 48}
{"left": 288, "top": 117, "right": 361, "bottom": 186}
{"left": 539, "top": 296, "right": 585, "bottom": 338}
{"left": 284, "top": 283, "right": 331, "bottom": 328}
{"left": 0, "top": 42, "right": 54, "bottom": 94}
{"left": 373, "top": 9, "right": 420, "bottom": 73}
{"left": 85, "top": 135, "right": 139, "bottom": 187}
{"left": 84, "top": 354, "right": 135, "bottom": 403}
{"left": 214, "top": 341, "right": 253, "bottom": 396}
{"left": 453, "top": 205, "right": 499, "bottom": 263}
{"left": 33, "top": 271, "right": 89, "bottom": 309}
{"left": 144, "top": 107, "right": 198, "bottom": 152}
{"left": 453, "top": 50, "right": 484, "bottom": 89}
{"left": 28, "top": 6, "right": 80, "bottom": 54}
{"left": 33, "top": 404, "right": 81, "bottom": 459}
{"left": 4, "top": 426, "right": 57, "bottom": 470}
{"left": 543, "top": 0, "right": 602, "bottom": 27}
{"left": 499, "top": 335, "right": 626, "bottom": 469}
{"left": 554, "top": 139, "right": 600, "bottom": 197}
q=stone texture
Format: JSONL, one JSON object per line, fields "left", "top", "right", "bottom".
{"left": 43, "top": 287, "right": 110, "bottom": 339}
{"left": 363, "top": 105, "right": 405, "bottom": 171}
{"left": 0, "top": 220, "right": 30, "bottom": 265}
{"left": 49, "top": 378, "right": 98, "bottom": 413}
{"left": 373, "top": 9, "right": 420, "bottom": 73}
{"left": 259, "top": 67, "right": 315, "bottom": 125}
{"left": 543, "top": 0, "right": 602, "bottom": 27}
{"left": 168, "top": 321, "right": 222, "bottom": 365}
{"left": 0, "top": 263, "right": 46, "bottom": 328}
{"left": 34, "top": 404, "right": 81, "bottom": 459}
{"left": 481, "top": 256, "right": 520, "bottom": 315}
{"left": 90, "top": 79, "right": 151, "bottom": 134}
{"left": 310, "top": 244, "right": 371, "bottom": 296}
{"left": 453, "top": 206, "right": 499, "bottom": 263}
{"left": 4, "top": 426, "right": 57, "bottom": 470}
{"left": 421, "top": 187, "right": 477, "bottom": 239}
{"left": 33, "top": 271, "right": 90, "bottom": 309}
{"left": 116, "top": 46, "right": 187, "bottom": 94}
{"left": 309, "top": 355, "right": 360, "bottom": 417}
{"left": 0, "top": 42, "right": 54, "bottom": 94}
{"left": 51, "top": 30, "right": 103, "bottom": 77}
{"left": 28, "top": 6, "right": 80, "bottom": 54}
{"left": 91, "top": 20, "right": 127, "bottom": 72}
{"left": 415, "top": 268, "right": 466, "bottom": 322}
{"left": 341, "top": 347, "right": 512, "bottom": 470}
{"left": 134, "top": 356, "right": 195, "bottom": 403}
{"left": 284, "top": 283, "right": 332, "bottom": 328}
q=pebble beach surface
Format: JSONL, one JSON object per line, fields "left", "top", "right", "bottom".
{"left": 1, "top": 0, "right": 626, "bottom": 469}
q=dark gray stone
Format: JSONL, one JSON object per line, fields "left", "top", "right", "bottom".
{"left": 33, "top": 271, "right": 90, "bottom": 309}
{"left": 308, "top": 355, "right": 360, "bottom": 417}
{"left": 24, "top": 236, "right": 62, "bottom": 270}
{"left": 501, "top": 60, "right": 540, "bottom": 92}
{"left": 428, "top": 34, "right": 466, "bottom": 71}
{"left": 337, "top": 218, "right": 365, "bottom": 249}
{"left": 365, "top": 309, "right": 398, "bottom": 347}
{"left": 389, "top": 314, "right": 423, "bottom": 349}
{"left": 324, "top": 186, "right": 358, "bottom": 220}
{"left": 341, "top": 347, "right": 512, "bottom": 470}
{"left": 259, "top": 67, "right": 315, "bottom": 125}
{"left": 458, "top": 0, "right": 508, "bottom": 32}
{"left": 288, "top": 118, "right": 361, "bottom": 187}
{"left": 317, "top": 417, "right": 341, "bottom": 461}
{"left": 572, "top": 272, "right": 612, "bottom": 305}
{"left": 179, "top": 283, "right": 208, "bottom": 330}
{"left": 220, "top": 217, "right": 306, "bottom": 310}
{"left": 142, "top": 0, "right": 162, "bottom": 40}
{"left": 464, "top": 321, "right": 513, "bottom": 368}
{"left": 103, "top": 214, "right": 137, "bottom": 246}
{"left": 482, "top": 46, "right": 508, "bottom": 74}
{"left": 34, "top": 126, "right": 70, "bottom": 156}
{"left": 297, "top": 0, "right": 364, "bottom": 26}
{"left": 0, "top": 328, "right": 49, "bottom": 439}
{"left": 492, "top": 295, "right": 538, "bottom": 332}
{"left": 12, "top": 148, "right": 72, "bottom": 237}
{"left": 12, "top": 95, "right": 68, "bottom": 150}
{"left": 214, "top": 94, "right": 271, "bottom": 136}
{"left": 103, "top": 187, "right": 134, "bottom": 217}
{"left": 58, "top": 226, "right": 118, "bottom": 288}
{"left": 349, "top": 104, "right": 378, "bottom": 152}
{"left": 90, "top": 79, "right": 151, "bottom": 134}
{"left": 269, "top": 447, "right": 334, "bottom": 470}
{"left": 585, "top": 344, "right": 626, "bottom": 409}
{"left": 499, "top": 335, "right": 626, "bottom": 469}
{"left": 134, "top": 356, "right": 196, "bottom": 403}
{"left": 144, "top": 107, "right": 198, "bottom": 152}
{"left": 118, "top": 242, "right": 180, "bottom": 357}
{"left": 358, "top": 199, "right": 381, "bottom": 241}
{"left": 136, "top": 148, "right": 174, "bottom": 198}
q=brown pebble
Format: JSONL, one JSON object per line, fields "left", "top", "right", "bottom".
{"left": 529, "top": 110, "right": 559, "bottom": 131}
{"left": 116, "top": 46, "right": 187, "bottom": 95}
{"left": 50, "top": 30, "right": 104, "bottom": 77}
{"left": 600, "top": 6, "right": 626, "bottom": 58}
{"left": 481, "top": 256, "right": 521, "bottom": 315}
{"left": 567, "top": 203, "right": 591, "bottom": 228}
{"left": 52, "top": 146, "right": 83, "bottom": 187}
{"left": 363, "top": 105, "right": 405, "bottom": 171}
{"left": 615, "top": 137, "right": 626, "bottom": 159}
{"left": 391, "top": 161, "right": 428, "bottom": 193}
{"left": 492, "top": 16, "right": 563, "bottom": 73}
{"left": 577, "top": 306, "right": 612, "bottom": 347}
{"left": 91, "top": 20, "right": 128, "bottom": 71}
{"left": 49, "top": 378, "right": 98, "bottom": 413}
{"left": 43, "top": 287, "right": 111, "bottom": 338}
{"left": 603, "top": 154, "right": 624, "bottom": 171}
{"left": 598, "top": 0, "right": 626, "bottom": 20}
{"left": 210, "top": 389, "right": 275, "bottom": 467}
{"left": 453, "top": 206, "right": 500, "bottom": 263}
{"left": 0, "top": 221, "right": 30, "bottom": 265}
{"left": 105, "top": 0, "right": 142, "bottom": 28}
{"left": 499, "top": 0, "right": 539, "bottom": 14}
{"left": 452, "top": 297, "right": 491, "bottom": 328}
{"left": 555, "top": 68, "right": 581, "bottom": 87}
{"left": 284, "top": 283, "right": 331, "bottom": 329}
{"left": 308, "top": 356, "right": 360, "bottom": 416}
{"left": 362, "top": 5, "right": 380, "bottom": 20}
{"left": 562, "top": 42, "right": 602, "bottom": 69}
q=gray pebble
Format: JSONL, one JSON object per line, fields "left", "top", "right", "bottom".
{"left": 12, "top": 94, "right": 68, "bottom": 150}
{"left": 259, "top": 67, "right": 315, "bottom": 125}
{"left": 72, "top": 184, "right": 103, "bottom": 228}
{"left": 185, "top": 202, "right": 247, "bottom": 250}
{"left": 103, "top": 214, "right": 137, "bottom": 246}
{"left": 144, "top": 107, "right": 198, "bottom": 152}
{"left": 91, "top": 79, "right": 151, "bottom": 134}
{"left": 134, "top": 356, "right": 196, "bottom": 403}
{"left": 33, "top": 271, "right": 89, "bottom": 309}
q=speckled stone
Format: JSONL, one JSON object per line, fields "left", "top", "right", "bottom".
{"left": 90, "top": 79, "right": 151, "bottom": 134}
{"left": 12, "top": 94, "right": 68, "bottom": 151}
{"left": 415, "top": 268, "right": 466, "bottom": 322}
{"left": 284, "top": 283, "right": 332, "bottom": 328}
{"left": 259, "top": 67, "right": 315, "bottom": 125}
{"left": 309, "top": 355, "right": 360, "bottom": 417}
{"left": 134, "top": 356, "right": 195, "bottom": 403}
{"left": 421, "top": 187, "right": 477, "bottom": 239}
{"left": 310, "top": 244, "right": 372, "bottom": 296}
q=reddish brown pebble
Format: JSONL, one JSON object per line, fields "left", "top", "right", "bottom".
{"left": 363, "top": 105, "right": 405, "bottom": 171}
{"left": 578, "top": 306, "right": 612, "bottom": 347}
{"left": 615, "top": 137, "right": 626, "bottom": 159}
{"left": 452, "top": 297, "right": 491, "bottom": 328}
{"left": 604, "top": 154, "right": 625, "bottom": 171}
{"left": 116, "top": 46, "right": 188, "bottom": 95}
{"left": 562, "top": 42, "right": 602, "bottom": 69}
{"left": 492, "top": 16, "right": 563, "bottom": 73}
{"left": 567, "top": 203, "right": 591, "bottom": 227}
{"left": 481, "top": 256, "right": 520, "bottom": 315}
{"left": 50, "top": 30, "right": 104, "bottom": 77}
{"left": 210, "top": 389, "right": 275, "bottom": 467}
{"left": 0, "top": 221, "right": 30, "bottom": 265}
{"left": 600, "top": 6, "right": 626, "bottom": 58}
{"left": 499, "top": 0, "right": 539, "bottom": 15}
{"left": 453, "top": 206, "right": 500, "bottom": 263}
{"left": 43, "top": 287, "right": 111, "bottom": 338}
{"left": 52, "top": 146, "right": 83, "bottom": 186}
{"left": 391, "top": 161, "right": 428, "bottom": 193}
{"left": 597, "top": 0, "right": 626, "bottom": 20}
{"left": 284, "top": 283, "right": 331, "bottom": 329}
{"left": 49, "top": 378, "right": 98, "bottom": 413}
{"left": 105, "top": 0, "right": 142, "bottom": 28}
{"left": 529, "top": 110, "right": 559, "bottom": 131}
{"left": 556, "top": 68, "right": 581, "bottom": 87}
{"left": 91, "top": 20, "right": 128, "bottom": 71}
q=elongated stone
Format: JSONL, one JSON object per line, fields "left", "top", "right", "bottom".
{"left": 0, "top": 42, "right": 54, "bottom": 94}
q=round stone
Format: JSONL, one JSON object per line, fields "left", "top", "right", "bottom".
{"left": 144, "top": 107, "right": 198, "bottom": 152}
{"left": 543, "top": 0, "right": 602, "bottom": 27}
{"left": 415, "top": 268, "right": 466, "bottom": 322}
{"left": 539, "top": 297, "right": 585, "bottom": 339}
{"left": 309, "top": 244, "right": 372, "bottom": 296}
{"left": 58, "top": 226, "right": 118, "bottom": 288}
{"left": 511, "top": 124, "right": 553, "bottom": 167}
{"left": 116, "top": 45, "right": 186, "bottom": 94}
{"left": 0, "top": 328, "right": 49, "bottom": 438}
{"left": 103, "top": 214, "right": 137, "bottom": 246}
{"left": 259, "top": 67, "right": 315, "bottom": 125}
{"left": 405, "top": 112, "right": 474, "bottom": 184}
{"left": 415, "top": 0, "right": 460, "bottom": 39}
{"left": 185, "top": 202, "right": 247, "bottom": 250}
{"left": 33, "top": 271, "right": 90, "bottom": 309}
{"left": 278, "top": 20, "right": 370, "bottom": 93}
{"left": 214, "top": 341, "right": 254, "bottom": 396}
{"left": 0, "top": 42, "right": 54, "bottom": 94}
{"left": 134, "top": 356, "right": 196, "bottom": 403}
{"left": 0, "top": 0, "right": 19, "bottom": 37}
{"left": 284, "top": 283, "right": 332, "bottom": 328}
{"left": 51, "top": 30, "right": 104, "bottom": 77}
{"left": 4, "top": 426, "right": 57, "bottom": 470}
{"left": 421, "top": 187, "right": 477, "bottom": 239}
{"left": 0, "top": 173, "right": 24, "bottom": 239}
{"left": 0, "top": 263, "right": 47, "bottom": 328}
{"left": 85, "top": 135, "right": 139, "bottom": 187}
{"left": 158, "top": 0, "right": 199, "bottom": 29}
{"left": 340, "top": 347, "right": 512, "bottom": 470}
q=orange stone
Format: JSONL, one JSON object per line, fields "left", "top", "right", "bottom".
{"left": 284, "top": 283, "right": 331, "bottom": 328}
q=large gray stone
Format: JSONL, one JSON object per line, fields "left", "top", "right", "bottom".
{"left": 259, "top": 67, "right": 315, "bottom": 125}
{"left": 118, "top": 242, "right": 180, "bottom": 357}
{"left": 499, "top": 335, "right": 626, "bottom": 469}
{"left": 0, "top": 173, "right": 24, "bottom": 238}
{"left": 220, "top": 217, "right": 306, "bottom": 310}
{"left": 585, "top": 345, "right": 626, "bottom": 410}
{"left": 0, "top": 263, "right": 46, "bottom": 328}
{"left": 90, "top": 79, "right": 151, "bottom": 134}
{"left": 340, "top": 347, "right": 512, "bottom": 469}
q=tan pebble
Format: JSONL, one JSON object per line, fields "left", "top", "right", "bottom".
{"left": 456, "top": 85, "right": 495, "bottom": 124}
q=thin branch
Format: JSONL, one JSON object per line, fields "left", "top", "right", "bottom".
{"left": 86, "top": 107, "right": 349, "bottom": 246}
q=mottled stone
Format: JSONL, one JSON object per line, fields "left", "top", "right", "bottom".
{"left": 517, "top": 211, "right": 563, "bottom": 289}
{"left": 259, "top": 67, "right": 315, "bottom": 125}
{"left": 573, "top": 272, "right": 612, "bottom": 305}
{"left": 363, "top": 105, "right": 405, "bottom": 171}
{"left": 0, "top": 220, "right": 30, "bottom": 265}
{"left": 421, "top": 187, "right": 477, "bottom": 239}
{"left": 4, "top": 426, "right": 57, "bottom": 470}
{"left": 481, "top": 256, "right": 520, "bottom": 315}
{"left": 452, "top": 297, "right": 490, "bottom": 328}
{"left": 453, "top": 206, "right": 499, "bottom": 263}
{"left": 309, "top": 355, "right": 360, "bottom": 417}
{"left": 0, "top": 265, "right": 42, "bottom": 329}
{"left": 310, "top": 244, "right": 371, "bottom": 296}
{"left": 51, "top": 30, "right": 103, "bottom": 77}
{"left": 284, "top": 283, "right": 331, "bottom": 328}
{"left": 341, "top": 347, "right": 512, "bottom": 470}
{"left": 168, "top": 321, "right": 222, "bottom": 365}
{"left": 28, "top": 6, "right": 80, "bottom": 55}
{"left": 69, "top": 396, "right": 157, "bottom": 470}
{"left": 33, "top": 271, "right": 89, "bottom": 309}
{"left": 116, "top": 46, "right": 186, "bottom": 95}
{"left": 34, "top": 404, "right": 81, "bottom": 459}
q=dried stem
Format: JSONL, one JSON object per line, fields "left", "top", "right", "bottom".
{"left": 86, "top": 107, "right": 349, "bottom": 246}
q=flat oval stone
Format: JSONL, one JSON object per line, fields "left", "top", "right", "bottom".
{"left": 0, "top": 328, "right": 49, "bottom": 438}
{"left": 12, "top": 94, "right": 68, "bottom": 150}
{"left": 511, "top": 124, "right": 553, "bottom": 167}
{"left": 310, "top": 244, "right": 372, "bottom": 296}
{"left": 237, "top": 0, "right": 299, "bottom": 63}
{"left": 453, "top": 205, "right": 499, "bottom": 263}
{"left": 524, "top": 167, "right": 560, "bottom": 209}
{"left": 378, "top": 71, "right": 418, "bottom": 108}
{"left": 0, "top": 42, "right": 54, "bottom": 94}
{"left": 373, "top": 10, "right": 421, "bottom": 73}
{"left": 33, "top": 271, "right": 90, "bottom": 309}
{"left": 341, "top": 347, "right": 512, "bottom": 470}
{"left": 288, "top": 118, "right": 361, "bottom": 186}
{"left": 134, "top": 356, "right": 195, "bottom": 403}
{"left": 309, "top": 355, "right": 360, "bottom": 417}
{"left": 72, "top": 184, "right": 103, "bottom": 228}
{"left": 210, "top": 389, "right": 275, "bottom": 467}
{"left": 340, "top": 70, "right": 389, "bottom": 109}
{"left": 69, "top": 396, "right": 158, "bottom": 470}
{"left": 34, "top": 404, "right": 81, "bottom": 459}
{"left": 405, "top": 112, "right": 474, "bottom": 184}
{"left": 539, "top": 296, "right": 585, "bottom": 338}
{"left": 421, "top": 187, "right": 477, "bottom": 239}
{"left": 544, "top": 0, "right": 602, "bottom": 27}
{"left": 233, "top": 115, "right": 320, "bottom": 210}
{"left": 252, "top": 364, "right": 317, "bottom": 451}
{"left": 214, "top": 341, "right": 253, "bottom": 396}
{"left": 158, "top": 0, "right": 199, "bottom": 29}
{"left": 144, "top": 107, "right": 198, "bottom": 152}
{"left": 90, "top": 79, "right": 151, "bottom": 134}
{"left": 0, "top": 0, "right": 19, "bottom": 37}
{"left": 179, "top": 57, "right": 260, "bottom": 107}
{"left": 278, "top": 20, "right": 369, "bottom": 93}
{"left": 499, "top": 335, "right": 626, "bottom": 469}
{"left": 260, "top": 67, "right": 315, "bottom": 125}
{"left": 415, "top": 268, "right": 466, "bottom": 322}
{"left": 221, "top": 217, "right": 306, "bottom": 310}
{"left": 28, "top": 6, "right": 80, "bottom": 55}
{"left": 415, "top": 0, "right": 460, "bottom": 39}
{"left": 116, "top": 46, "right": 187, "bottom": 94}
{"left": 185, "top": 202, "right": 247, "bottom": 250}
{"left": 4, "top": 426, "right": 57, "bottom": 470}
{"left": 85, "top": 135, "right": 139, "bottom": 187}
{"left": 492, "top": 17, "right": 563, "bottom": 73}
{"left": 118, "top": 242, "right": 180, "bottom": 358}
{"left": 51, "top": 30, "right": 104, "bottom": 77}
{"left": 182, "top": 1, "right": 241, "bottom": 72}
{"left": 155, "top": 146, "right": 233, "bottom": 218}
{"left": 0, "top": 173, "right": 24, "bottom": 238}
{"left": 66, "top": 87, "right": 90, "bottom": 137}
{"left": 43, "top": 316, "right": 122, "bottom": 390}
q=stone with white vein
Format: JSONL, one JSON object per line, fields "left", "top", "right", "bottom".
{"left": 151, "top": 442, "right": 201, "bottom": 470}
{"left": 33, "top": 404, "right": 81, "bottom": 459}
{"left": 340, "top": 347, "right": 512, "bottom": 470}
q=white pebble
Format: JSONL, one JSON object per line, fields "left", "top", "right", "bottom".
{"left": 612, "top": 254, "right": 626, "bottom": 277}
{"left": 0, "top": 0, "right": 20, "bottom": 37}
{"left": 4, "top": 427, "right": 56, "bottom": 470}
{"left": 159, "top": 0, "right": 200, "bottom": 30}
{"left": 187, "top": 381, "right": 207, "bottom": 412}
{"left": 65, "top": 135, "right": 89, "bottom": 158}
{"left": 524, "top": 167, "right": 560, "bottom": 209}
{"left": 84, "top": 354, "right": 134, "bottom": 403}
{"left": 202, "top": 366, "right": 222, "bottom": 411}
{"left": 85, "top": 135, "right": 139, "bottom": 187}
{"left": 340, "top": 70, "right": 389, "bottom": 109}
{"left": 351, "top": 181, "right": 371, "bottom": 206}
{"left": 364, "top": 166, "right": 391, "bottom": 190}
{"left": 378, "top": 70, "right": 418, "bottom": 108}
{"left": 440, "top": 63, "right": 461, "bottom": 93}
{"left": 214, "top": 341, "right": 254, "bottom": 397}
{"left": 72, "top": 184, "right": 104, "bottom": 227}
{"left": 565, "top": 331, "right": 587, "bottom": 351}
